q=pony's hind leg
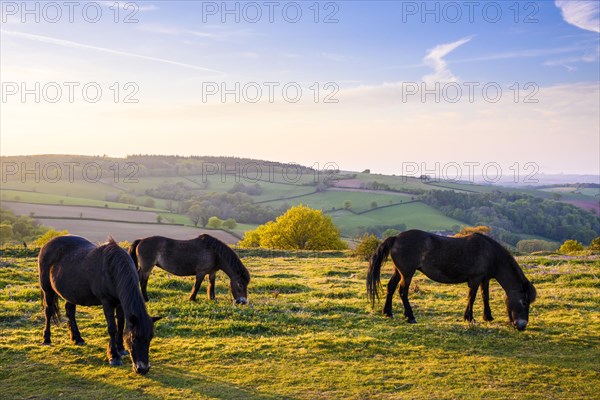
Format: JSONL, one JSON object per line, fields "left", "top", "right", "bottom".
{"left": 480, "top": 278, "right": 494, "bottom": 321}
{"left": 189, "top": 273, "right": 206, "bottom": 301}
{"left": 383, "top": 270, "right": 401, "bottom": 318}
{"left": 398, "top": 273, "right": 416, "bottom": 323}
{"left": 207, "top": 272, "right": 216, "bottom": 300}
{"left": 65, "top": 302, "right": 85, "bottom": 345}
{"left": 138, "top": 263, "right": 154, "bottom": 302}
{"left": 41, "top": 287, "right": 59, "bottom": 345}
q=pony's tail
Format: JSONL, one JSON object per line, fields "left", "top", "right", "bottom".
{"left": 366, "top": 236, "right": 396, "bottom": 307}
{"left": 38, "top": 246, "right": 61, "bottom": 325}
{"left": 42, "top": 289, "right": 61, "bottom": 325}
{"left": 129, "top": 239, "right": 142, "bottom": 270}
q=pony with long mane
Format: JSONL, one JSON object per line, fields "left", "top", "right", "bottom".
{"left": 38, "top": 236, "right": 161, "bottom": 374}
{"left": 129, "top": 234, "right": 250, "bottom": 304}
{"left": 367, "top": 230, "right": 536, "bottom": 330}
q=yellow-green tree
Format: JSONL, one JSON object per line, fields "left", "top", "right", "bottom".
{"left": 239, "top": 205, "right": 347, "bottom": 250}
{"left": 558, "top": 239, "right": 584, "bottom": 254}
{"left": 452, "top": 225, "right": 490, "bottom": 238}
{"left": 33, "top": 229, "right": 69, "bottom": 247}
{"left": 353, "top": 234, "right": 381, "bottom": 261}
{"left": 207, "top": 216, "right": 223, "bottom": 229}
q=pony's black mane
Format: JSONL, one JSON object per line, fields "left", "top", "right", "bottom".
{"left": 474, "top": 233, "right": 528, "bottom": 284}
{"left": 102, "top": 239, "right": 151, "bottom": 336}
{"left": 199, "top": 234, "right": 250, "bottom": 283}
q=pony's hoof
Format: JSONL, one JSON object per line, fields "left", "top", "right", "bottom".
{"left": 484, "top": 316, "right": 494, "bottom": 322}
{"left": 41, "top": 341, "right": 52, "bottom": 346}
{"left": 383, "top": 313, "right": 394, "bottom": 319}
{"left": 75, "top": 340, "right": 86, "bottom": 346}
{"left": 407, "top": 318, "right": 417, "bottom": 324}
{"left": 109, "top": 358, "right": 123, "bottom": 366}
{"left": 119, "top": 349, "right": 129, "bottom": 356}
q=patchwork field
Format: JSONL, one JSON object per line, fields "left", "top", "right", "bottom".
{"left": 1, "top": 250, "right": 598, "bottom": 399}
{"left": 32, "top": 219, "right": 239, "bottom": 244}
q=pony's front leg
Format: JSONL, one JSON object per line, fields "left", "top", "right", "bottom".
{"left": 189, "top": 273, "right": 206, "bottom": 301}
{"left": 464, "top": 279, "right": 481, "bottom": 322}
{"left": 65, "top": 302, "right": 85, "bottom": 345}
{"left": 101, "top": 302, "right": 122, "bottom": 366}
{"left": 480, "top": 278, "right": 494, "bottom": 321}
{"left": 383, "top": 270, "right": 401, "bottom": 318}
{"left": 207, "top": 272, "right": 216, "bottom": 300}
{"left": 115, "top": 305, "right": 128, "bottom": 356}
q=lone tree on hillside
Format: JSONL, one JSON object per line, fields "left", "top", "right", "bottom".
{"left": 207, "top": 216, "right": 223, "bottom": 229}
{"left": 238, "top": 205, "right": 347, "bottom": 250}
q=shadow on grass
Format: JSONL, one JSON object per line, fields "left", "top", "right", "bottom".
{"left": 147, "top": 365, "right": 298, "bottom": 400}
{"left": 1, "top": 346, "right": 166, "bottom": 400}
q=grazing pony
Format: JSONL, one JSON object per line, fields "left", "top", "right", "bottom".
{"left": 129, "top": 234, "right": 250, "bottom": 304}
{"left": 367, "top": 230, "right": 536, "bottom": 330}
{"left": 38, "top": 235, "right": 160, "bottom": 374}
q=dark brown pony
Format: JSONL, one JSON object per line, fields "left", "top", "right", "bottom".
{"left": 367, "top": 230, "right": 536, "bottom": 330}
{"left": 38, "top": 236, "right": 161, "bottom": 374}
{"left": 129, "top": 234, "right": 250, "bottom": 304}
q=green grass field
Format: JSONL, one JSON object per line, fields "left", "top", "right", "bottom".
{"left": 259, "top": 190, "right": 412, "bottom": 213}
{"left": 331, "top": 202, "right": 463, "bottom": 234}
{"left": 1, "top": 250, "right": 597, "bottom": 399}
{"left": 0, "top": 190, "right": 157, "bottom": 211}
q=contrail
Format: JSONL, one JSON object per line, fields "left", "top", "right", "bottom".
{"left": 1, "top": 29, "right": 226, "bottom": 75}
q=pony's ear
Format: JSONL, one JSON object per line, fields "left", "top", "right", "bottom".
{"left": 129, "top": 315, "right": 138, "bottom": 326}
{"left": 152, "top": 316, "right": 163, "bottom": 323}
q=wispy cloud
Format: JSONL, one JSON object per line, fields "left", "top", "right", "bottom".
{"left": 0, "top": 29, "right": 226, "bottom": 75}
{"left": 137, "top": 24, "right": 258, "bottom": 41}
{"left": 555, "top": 0, "right": 600, "bottom": 33}
{"left": 422, "top": 36, "right": 473, "bottom": 83}
{"left": 544, "top": 46, "right": 600, "bottom": 70}
{"left": 99, "top": 1, "right": 158, "bottom": 12}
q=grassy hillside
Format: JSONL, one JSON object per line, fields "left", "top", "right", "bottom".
{"left": 0, "top": 250, "right": 598, "bottom": 399}
{"left": 1, "top": 155, "right": 598, "bottom": 242}
{"left": 330, "top": 202, "right": 463, "bottom": 235}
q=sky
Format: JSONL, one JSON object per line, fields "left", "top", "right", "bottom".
{"left": 1, "top": 0, "right": 599, "bottom": 178}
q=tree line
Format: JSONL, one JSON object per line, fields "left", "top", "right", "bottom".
{"left": 421, "top": 190, "right": 600, "bottom": 245}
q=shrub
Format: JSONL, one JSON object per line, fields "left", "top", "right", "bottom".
{"left": 239, "top": 205, "right": 347, "bottom": 250}
{"left": 453, "top": 225, "right": 491, "bottom": 238}
{"left": 558, "top": 239, "right": 584, "bottom": 254}
{"left": 207, "top": 216, "right": 223, "bottom": 229}
{"left": 353, "top": 234, "right": 381, "bottom": 261}
{"left": 33, "top": 229, "right": 69, "bottom": 247}
{"left": 516, "top": 239, "right": 559, "bottom": 254}
{"left": 222, "top": 218, "right": 237, "bottom": 230}
{"left": 589, "top": 237, "right": 600, "bottom": 251}
{"left": 382, "top": 228, "right": 400, "bottom": 239}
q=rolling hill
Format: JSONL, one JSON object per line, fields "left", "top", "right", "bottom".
{"left": 1, "top": 155, "right": 598, "bottom": 245}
